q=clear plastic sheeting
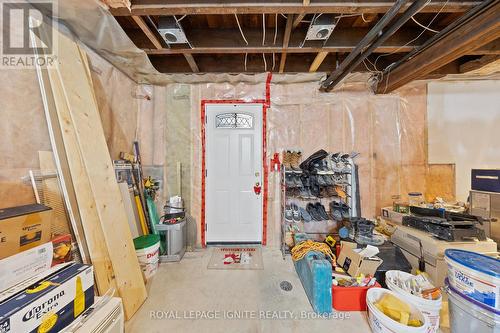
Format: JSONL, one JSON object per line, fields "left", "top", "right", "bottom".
{"left": 161, "top": 77, "right": 430, "bottom": 249}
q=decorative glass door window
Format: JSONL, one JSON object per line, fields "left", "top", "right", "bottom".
{"left": 215, "top": 113, "right": 254, "bottom": 129}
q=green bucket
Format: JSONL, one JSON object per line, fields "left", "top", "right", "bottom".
{"left": 133, "top": 234, "right": 160, "bottom": 250}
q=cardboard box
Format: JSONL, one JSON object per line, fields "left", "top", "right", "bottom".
{"left": 51, "top": 234, "right": 73, "bottom": 266}
{"left": 337, "top": 245, "right": 383, "bottom": 277}
{"left": 0, "top": 204, "right": 52, "bottom": 259}
{"left": 0, "top": 242, "right": 53, "bottom": 292}
{"left": 381, "top": 207, "right": 407, "bottom": 224}
{"left": 0, "top": 263, "right": 94, "bottom": 333}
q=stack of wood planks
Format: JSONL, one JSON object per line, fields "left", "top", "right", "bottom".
{"left": 34, "top": 25, "right": 147, "bottom": 319}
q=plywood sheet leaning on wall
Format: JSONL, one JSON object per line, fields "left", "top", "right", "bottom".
{"left": 425, "top": 164, "right": 456, "bottom": 202}
{"left": 39, "top": 27, "right": 147, "bottom": 319}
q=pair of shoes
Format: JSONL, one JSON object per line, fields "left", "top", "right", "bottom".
{"left": 284, "top": 204, "right": 293, "bottom": 221}
{"left": 306, "top": 202, "right": 329, "bottom": 221}
{"left": 285, "top": 173, "right": 303, "bottom": 188}
{"left": 283, "top": 151, "right": 302, "bottom": 172}
{"left": 313, "top": 159, "right": 334, "bottom": 175}
{"left": 299, "top": 206, "right": 312, "bottom": 222}
{"left": 299, "top": 187, "right": 314, "bottom": 199}
{"left": 290, "top": 203, "right": 301, "bottom": 222}
{"left": 300, "top": 149, "right": 328, "bottom": 173}
{"left": 330, "top": 201, "right": 350, "bottom": 221}
{"left": 285, "top": 203, "right": 302, "bottom": 222}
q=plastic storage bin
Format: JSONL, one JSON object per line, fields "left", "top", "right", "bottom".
{"left": 332, "top": 282, "right": 381, "bottom": 311}
{"left": 446, "top": 278, "right": 500, "bottom": 333}
{"left": 445, "top": 249, "right": 500, "bottom": 312}
{"left": 156, "top": 220, "right": 186, "bottom": 262}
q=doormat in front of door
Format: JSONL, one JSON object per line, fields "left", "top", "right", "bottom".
{"left": 207, "top": 246, "right": 263, "bottom": 270}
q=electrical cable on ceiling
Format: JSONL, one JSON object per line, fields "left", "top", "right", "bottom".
{"left": 374, "top": 0, "right": 448, "bottom": 71}
{"left": 272, "top": 53, "right": 276, "bottom": 71}
{"left": 244, "top": 53, "right": 248, "bottom": 71}
{"left": 411, "top": 16, "right": 440, "bottom": 33}
{"left": 274, "top": 13, "right": 278, "bottom": 44}
{"left": 234, "top": 14, "right": 249, "bottom": 45}
{"left": 263, "top": 53, "right": 267, "bottom": 71}
{"left": 361, "top": 13, "right": 369, "bottom": 23}
{"left": 280, "top": 13, "right": 288, "bottom": 19}
{"left": 177, "top": 14, "right": 187, "bottom": 22}
{"left": 262, "top": 13, "right": 266, "bottom": 45}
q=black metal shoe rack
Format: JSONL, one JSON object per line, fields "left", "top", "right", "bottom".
{"left": 280, "top": 156, "right": 358, "bottom": 259}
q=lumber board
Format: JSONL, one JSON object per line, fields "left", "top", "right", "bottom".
{"left": 46, "top": 30, "right": 147, "bottom": 319}
{"left": 45, "top": 54, "right": 118, "bottom": 298}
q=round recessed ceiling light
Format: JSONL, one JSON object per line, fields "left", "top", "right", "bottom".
{"left": 164, "top": 32, "right": 178, "bottom": 43}
{"left": 316, "top": 28, "right": 331, "bottom": 39}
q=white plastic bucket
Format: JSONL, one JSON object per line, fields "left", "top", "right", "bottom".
{"left": 133, "top": 235, "right": 160, "bottom": 279}
{"left": 386, "top": 270, "right": 442, "bottom": 333}
{"left": 445, "top": 249, "right": 500, "bottom": 312}
{"left": 366, "top": 288, "right": 429, "bottom": 333}
{"left": 446, "top": 279, "right": 500, "bottom": 333}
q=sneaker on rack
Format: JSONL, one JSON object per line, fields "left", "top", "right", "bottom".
{"left": 299, "top": 206, "right": 312, "bottom": 223}
{"left": 315, "top": 202, "right": 330, "bottom": 220}
{"left": 292, "top": 203, "right": 301, "bottom": 223}
{"left": 285, "top": 204, "right": 293, "bottom": 222}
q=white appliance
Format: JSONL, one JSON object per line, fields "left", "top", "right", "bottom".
{"left": 470, "top": 190, "right": 500, "bottom": 247}
{"left": 62, "top": 297, "right": 124, "bottom": 333}
{"left": 391, "top": 225, "right": 498, "bottom": 287}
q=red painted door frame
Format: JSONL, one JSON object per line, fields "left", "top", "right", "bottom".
{"left": 201, "top": 99, "right": 268, "bottom": 247}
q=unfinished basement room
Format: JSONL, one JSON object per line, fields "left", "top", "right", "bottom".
{"left": 1, "top": 0, "right": 499, "bottom": 332}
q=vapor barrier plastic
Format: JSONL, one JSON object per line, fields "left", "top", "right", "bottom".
{"left": 161, "top": 78, "right": 430, "bottom": 248}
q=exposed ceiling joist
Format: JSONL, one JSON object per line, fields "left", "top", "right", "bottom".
{"left": 376, "top": 0, "right": 500, "bottom": 93}
{"left": 131, "top": 15, "right": 200, "bottom": 72}
{"left": 279, "top": 14, "right": 294, "bottom": 73}
{"left": 292, "top": 13, "right": 306, "bottom": 29}
{"left": 110, "top": 1, "right": 479, "bottom": 16}
{"left": 131, "top": 15, "right": 162, "bottom": 49}
{"left": 183, "top": 54, "right": 200, "bottom": 72}
{"left": 309, "top": 52, "right": 329, "bottom": 72}
{"left": 143, "top": 27, "right": 427, "bottom": 54}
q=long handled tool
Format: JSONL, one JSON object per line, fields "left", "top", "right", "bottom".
{"left": 119, "top": 151, "right": 151, "bottom": 234}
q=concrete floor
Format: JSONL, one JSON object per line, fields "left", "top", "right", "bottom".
{"left": 126, "top": 248, "right": 372, "bottom": 333}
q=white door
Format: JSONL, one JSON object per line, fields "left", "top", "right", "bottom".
{"left": 205, "top": 103, "right": 263, "bottom": 243}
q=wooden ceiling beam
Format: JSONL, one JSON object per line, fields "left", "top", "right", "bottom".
{"left": 183, "top": 54, "right": 200, "bottom": 72}
{"left": 376, "top": 0, "right": 500, "bottom": 93}
{"left": 309, "top": 51, "right": 329, "bottom": 72}
{"left": 111, "top": 1, "right": 479, "bottom": 16}
{"left": 279, "top": 14, "right": 294, "bottom": 73}
{"left": 292, "top": 13, "right": 306, "bottom": 29}
{"left": 131, "top": 15, "right": 162, "bottom": 49}
{"left": 140, "top": 27, "right": 426, "bottom": 54}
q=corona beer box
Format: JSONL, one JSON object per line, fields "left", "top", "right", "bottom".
{"left": 0, "top": 263, "right": 94, "bottom": 333}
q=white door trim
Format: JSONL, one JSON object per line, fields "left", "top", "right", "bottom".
{"left": 204, "top": 103, "right": 264, "bottom": 243}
